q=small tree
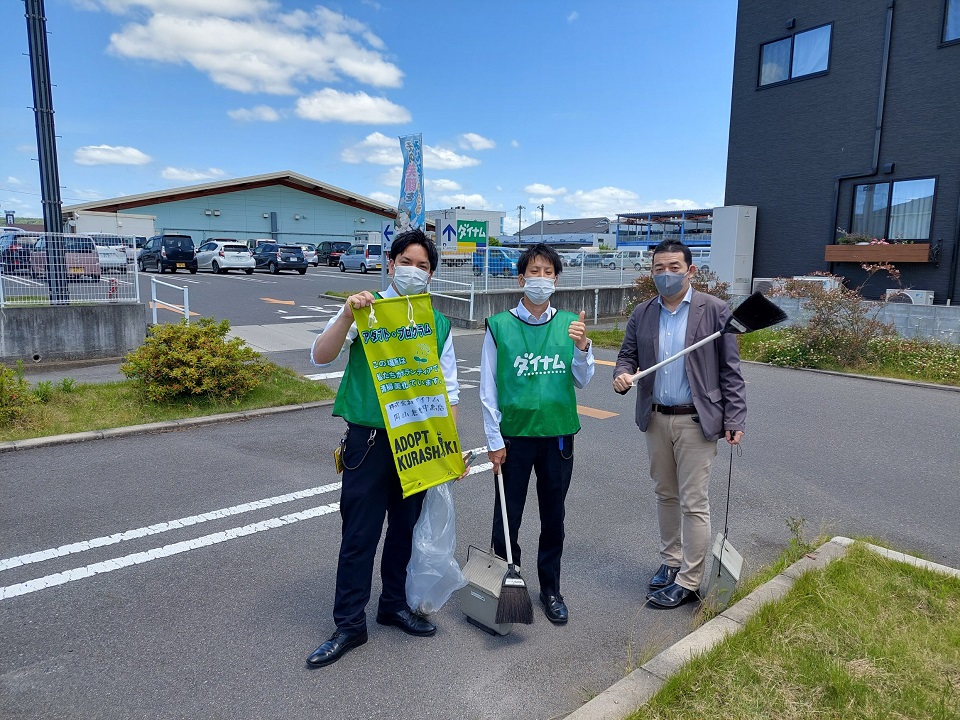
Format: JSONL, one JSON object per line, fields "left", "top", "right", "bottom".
{"left": 487, "top": 237, "right": 502, "bottom": 247}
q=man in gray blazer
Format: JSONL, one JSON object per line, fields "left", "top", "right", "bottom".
{"left": 613, "top": 240, "right": 746, "bottom": 609}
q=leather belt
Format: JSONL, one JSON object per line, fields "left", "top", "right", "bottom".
{"left": 652, "top": 404, "right": 697, "bottom": 415}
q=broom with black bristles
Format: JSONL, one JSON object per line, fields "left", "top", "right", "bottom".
{"left": 628, "top": 291, "right": 788, "bottom": 386}
{"left": 493, "top": 470, "right": 534, "bottom": 625}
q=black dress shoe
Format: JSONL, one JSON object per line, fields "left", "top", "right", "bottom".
{"left": 375, "top": 608, "right": 436, "bottom": 636}
{"left": 539, "top": 593, "right": 569, "bottom": 624}
{"left": 305, "top": 629, "right": 368, "bottom": 668}
{"left": 645, "top": 582, "right": 700, "bottom": 609}
{"left": 649, "top": 564, "right": 680, "bottom": 591}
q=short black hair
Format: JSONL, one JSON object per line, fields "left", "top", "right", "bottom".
{"left": 389, "top": 228, "right": 439, "bottom": 271}
{"left": 518, "top": 243, "right": 563, "bottom": 276}
{"left": 652, "top": 240, "right": 692, "bottom": 267}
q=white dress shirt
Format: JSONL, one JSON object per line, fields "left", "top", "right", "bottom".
{"left": 480, "top": 300, "right": 594, "bottom": 451}
{"left": 310, "top": 285, "right": 459, "bottom": 405}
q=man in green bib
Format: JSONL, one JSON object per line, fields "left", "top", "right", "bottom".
{"left": 305, "top": 229, "right": 459, "bottom": 667}
{"left": 480, "top": 243, "right": 594, "bottom": 624}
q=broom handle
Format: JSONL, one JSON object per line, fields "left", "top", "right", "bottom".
{"left": 495, "top": 471, "right": 515, "bottom": 567}
{"left": 628, "top": 330, "right": 722, "bottom": 386}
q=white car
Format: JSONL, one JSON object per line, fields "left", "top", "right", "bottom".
{"left": 96, "top": 245, "right": 129, "bottom": 273}
{"left": 196, "top": 239, "right": 256, "bottom": 274}
{"left": 300, "top": 243, "right": 319, "bottom": 267}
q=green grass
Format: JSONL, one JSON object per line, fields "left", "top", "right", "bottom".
{"left": 628, "top": 543, "right": 960, "bottom": 719}
{"left": 1, "top": 362, "right": 335, "bottom": 442}
{"left": 324, "top": 290, "right": 350, "bottom": 298}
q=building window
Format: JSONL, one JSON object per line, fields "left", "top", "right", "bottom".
{"left": 759, "top": 24, "right": 832, "bottom": 86}
{"left": 852, "top": 178, "right": 936, "bottom": 240}
{"left": 945, "top": 0, "right": 960, "bottom": 43}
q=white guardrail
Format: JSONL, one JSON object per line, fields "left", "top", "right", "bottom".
{"left": 428, "top": 278, "right": 475, "bottom": 322}
{"left": 151, "top": 277, "right": 190, "bottom": 325}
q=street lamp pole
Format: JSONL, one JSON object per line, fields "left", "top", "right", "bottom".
{"left": 517, "top": 205, "right": 524, "bottom": 246}
{"left": 538, "top": 203, "right": 545, "bottom": 244}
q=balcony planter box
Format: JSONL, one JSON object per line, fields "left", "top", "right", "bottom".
{"left": 824, "top": 243, "right": 930, "bottom": 263}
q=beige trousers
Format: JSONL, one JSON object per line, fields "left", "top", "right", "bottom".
{"left": 644, "top": 412, "right": 718, "bottom": 591}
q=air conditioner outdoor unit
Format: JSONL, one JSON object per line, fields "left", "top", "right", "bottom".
{"left": 885, "top": 289, "right": 934, "bottom": 305}
{"left": 752, "top": 278, "right": 777, "bottom": 294}
{"left": 793, "top": 275, "right": 842, "bottom": 291}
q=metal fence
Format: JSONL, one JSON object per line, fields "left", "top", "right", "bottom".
{"left": 431, "top": 246, "right": 647, "bottom": 291}
{"left": 0, "top": 232, "right": 140, "bottom": 307}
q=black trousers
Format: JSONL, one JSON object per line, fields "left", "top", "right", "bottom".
{"left": 491, "top": 435, "right": 575, "bottom": 597}
{"left": 333, "top": 423, "right": 425, "bottom": 632}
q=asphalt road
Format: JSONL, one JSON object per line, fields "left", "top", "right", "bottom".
{"left": 131, "top": 262, "right": 645, "bottom": 327}
{"left": 3, "top": 326, "right": 959, "bottom": 720}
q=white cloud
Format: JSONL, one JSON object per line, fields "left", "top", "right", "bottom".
{"left": 342, "top": 132, "right": 480, "bottom": 169}
{"left": 101, "top": 4, "right": 403, "bottom": 96}
{"left": 295, "top": 89, "right": 410, "bottom": 124}
{"left": 511, "top": 140, "right": 520, "bottom": 148}
{"left": 378, "top": 166, "right": 402, "bottom": 186}
{"left": 631, "top": 198, "right": 703, "bottom": 213}
{"left": 524, "top": 183, "right": 567, "bottom": 196}
{"left": 227, "top": 105, "right": 281, "bottom": 122}
{"left": 6, "top": 176, "right": 23, "bottom": 185}
{"left": 529, "top": 196, "right": 557, "bottom": 206}
{"left": 67, "top": 187, "right": 106, "bottom": 201}
{"left": 423, "top": 146, "right": 480, "bottom": 170}
{"left": 567, "top": 11, "right": 579, "bottom": 23}
{"left": 367, "top": 190, "right": 395, "bottom": 205}
{"left": 161, "top": 167, "right": 226, "bottom": 182}
{"left": 458, "top": 133, "right": 495, "bottom": 151}
{"left": 342, "top": 132, "right": 402, "bottom": 165}
{"left": 437, "top": 193, "right": 488, "bottom": 208}
{"left": 74, "top": 145, "right": 152, "bottom": 166}
{"left": 426, "top": 178, "right": 461, "bottom": 192}
{"left": 565, "top": 186, "right": 640, "bottom": 217}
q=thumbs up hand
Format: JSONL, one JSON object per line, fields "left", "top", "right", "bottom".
{"left": 568, "top": 310, "right": 589, "bottom": 351}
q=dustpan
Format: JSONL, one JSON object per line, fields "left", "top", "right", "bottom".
{"left": 459, "top": 545, "right": 512, "bottom": 635}
{"left": 704, "top": 444, "right": 743, "bottom": 609}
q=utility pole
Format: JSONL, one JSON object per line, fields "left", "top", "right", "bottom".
{"left": 538, "top": 204, "right": 545, "bottom": 244}
{"left": 517, "top": 205, "right": 524, "bottom": 246}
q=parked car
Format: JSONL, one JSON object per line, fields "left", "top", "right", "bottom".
{"left": 339, "top": 243, "right": 382, "bottom": 274}
{"left": 603, "top": 249, "right": 650, "bottom": 270}
{"left": 299, "top": 243, "right": 319, "bottom": 267}
{"left": 472, "top": 247, "right": 520, "bottom": 277}
{"left": 559, "top": 251, "right": 582, "bottom": 267}
{"left": 90, "top": 233, "right": 136, "bottom": 262}
{"left": 316, "top": 240, "right": 353, "bottom": 267}
{"left": 196, "top": 239, "right": 255, "bottom": 274}
{"left": 30, "top": 235, "right": 101, "bottom": 280}
{"left": 689, "top": 247, "right": 712, "bottom": 272}
{"left": 252, "top": 243, "right": 308, "bottom": 274}
{"left": 580, "top": 252, "right": 603, "bottom": 268}
{"left": 139, "top": 233, "right": 198, "bottom": 274}
{"left": 96, "top": 245, "right": 128, "bottom": 273}
{"left": 0, "top": 232, "right": 40, "bottom": 274}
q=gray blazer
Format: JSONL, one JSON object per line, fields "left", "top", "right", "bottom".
{"left": 614, "top": 290, "right": 747, "bottom": 441}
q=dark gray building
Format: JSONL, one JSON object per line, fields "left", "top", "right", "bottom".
{"left": 725, "top": 0, "right": 960, "bottom": 302}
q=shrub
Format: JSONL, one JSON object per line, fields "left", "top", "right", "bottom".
{"left": 121, "top": 318, "right": 266, "bottom": 403}
{"left": 33, "top": 380, "right": 54, "bottom": 403}
{"left": 0, "top": 361, "right": 36, "bottom": 425}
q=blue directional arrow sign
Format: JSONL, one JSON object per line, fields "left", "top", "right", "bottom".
{"left": 442, "top": 224, "right": 456, "bottom": 244}
{"left": 382, "top": 223, "right": 394, "bottom": 245}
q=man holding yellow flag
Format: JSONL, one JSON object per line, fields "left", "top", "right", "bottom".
{"left": 480, "top": 243, "right": 594, "bottom": 625}
{"left": 306, "top": 229, "right": 459, "bottom": 668}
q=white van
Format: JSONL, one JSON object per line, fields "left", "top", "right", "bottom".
{"left": 605, "top": 249, "right": 650, "bottom": 270}
{"left": 689, "top": 247, "right": 711, "bottom": 271}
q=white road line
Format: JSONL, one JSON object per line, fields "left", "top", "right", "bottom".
{"left": 0, "top": 481, "right": 342, "bottom": 572}
{"left": 0, "top": 502, "right": 340, "bottom": 600}
{"left": 1, "top": 449, "right": 492, "bottom": 601}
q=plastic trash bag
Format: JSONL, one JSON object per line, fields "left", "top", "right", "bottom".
{"left": 405, "top": 482, "right": 466, "bottom": 615}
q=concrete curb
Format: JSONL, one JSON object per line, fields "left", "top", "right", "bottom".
{"left": 0, "top": 400, "right": 335, "bottom": 453}
{"left": 740, "top": 360, "right": 960, "bottom": 393}
{"left": 565, "top": 537, "right": 960, "bottom": 719}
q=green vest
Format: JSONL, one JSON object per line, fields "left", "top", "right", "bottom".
{"left": 487, "top": 309, "right": 581, "bottom": 438}
{"left": 333, "top": 303, "right": 451, "bottom": 429}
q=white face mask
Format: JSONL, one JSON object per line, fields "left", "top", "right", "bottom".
{"left": 522, "top": 276, "right": 556, "bottom": 305}
{"left": 392, "top": 265, "right": 430, "bottom": 295}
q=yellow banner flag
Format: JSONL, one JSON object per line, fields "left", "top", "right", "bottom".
{"left": 352, "top": 293, "right": 465, "bottom": 498}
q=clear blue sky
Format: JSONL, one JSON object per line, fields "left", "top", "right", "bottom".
{"left": 1, "top": 0, "right": 738, "bottom": 234}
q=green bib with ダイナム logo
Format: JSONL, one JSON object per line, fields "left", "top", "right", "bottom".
{"left": 487, "top": 309, "right": 581, "bottom": 438}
